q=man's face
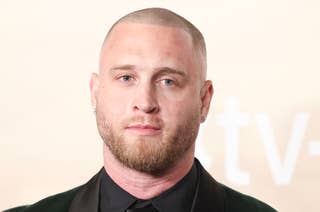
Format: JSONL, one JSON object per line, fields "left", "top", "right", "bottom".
{"left": 90, "top": 22, "right": 212, "bottom": 175}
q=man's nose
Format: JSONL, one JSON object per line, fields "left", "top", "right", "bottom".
{"left": 133, "top": 84, "right": 159, "bottom": 114}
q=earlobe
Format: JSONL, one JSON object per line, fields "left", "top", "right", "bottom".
{"left": 200, "top": 80, "right": 214, "bottom": 123}
{"left": 90, "top": 72, "right": 100, "bottom": 109}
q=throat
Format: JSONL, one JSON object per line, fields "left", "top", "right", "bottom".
{"left": 102, "top": 143, "right": 195, "bottom": 199}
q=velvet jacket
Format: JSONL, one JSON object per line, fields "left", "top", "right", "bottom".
{"left": 4, "top": 160, "right": 277, "bottom": 212}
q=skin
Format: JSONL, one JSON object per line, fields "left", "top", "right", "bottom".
{"left": 90, "top": 22, "right": 213, "bottom": 199}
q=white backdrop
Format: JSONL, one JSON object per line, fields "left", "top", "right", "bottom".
{"left": 1, "top": 1, "right": 320, "bottom": 211}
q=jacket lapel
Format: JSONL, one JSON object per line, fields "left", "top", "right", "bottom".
{"left": 68, "top": 161, "right": 226, "bottom": 212}
{"left": 193, "top": 160, "right": 226, "bottom": 212}
{"left": 68, "top": 168, "right": 103, "bottom": 212}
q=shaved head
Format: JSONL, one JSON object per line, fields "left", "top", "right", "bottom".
{"left": 92, "top": 7, "right": 214, "bottom": 175}
{"left": 100, "top": 7, "right": 207, "bottom": 81}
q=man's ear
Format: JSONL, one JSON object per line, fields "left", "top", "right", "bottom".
{"left": 90, "top": 72, "right": 100, "bottom": 110}
{"left": 200, "top": 80, "right": 214, "bottom": 122}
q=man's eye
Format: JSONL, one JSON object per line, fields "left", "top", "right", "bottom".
{"left": 161, "top": 79, "right": 175, "bottom": 86}
{"left": 119, "top": 75, "right": 132, "bottom": 82}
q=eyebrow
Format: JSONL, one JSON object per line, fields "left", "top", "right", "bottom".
{"left": 109, "top": 64, "right": 136, "bottom": 72}
{"left": 110, "top": 64, "right": 187, "bottom": 78}
{"left": 153, "top": 67, "right": 187, "bottom": 78}
{"left": 109, "top": 64, "right": 187, "bottom": 78}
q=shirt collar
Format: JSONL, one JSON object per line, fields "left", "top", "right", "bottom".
{"left": 99, "top": 160, "right": 198, "bottom": 212}
{"left": 151, "top": 162, "right": 197, "bottom": 212}
{"left": 99, "top": 168, "right": 136, "bottom": 212}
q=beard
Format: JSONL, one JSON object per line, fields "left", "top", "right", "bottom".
{"left": 96, "top": 109, "right": 200, "bottom": 175}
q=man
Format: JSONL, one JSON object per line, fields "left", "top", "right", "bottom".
{"left": 5, "top": 8, "right": 276, "bottom": 212}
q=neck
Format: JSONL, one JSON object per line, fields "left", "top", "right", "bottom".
{"left": 102, "top": 143, "right": 195, "bottom": 199}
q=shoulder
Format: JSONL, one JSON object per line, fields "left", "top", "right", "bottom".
{"left": 3, "top": 186, "right": 81, "bottom": 212}
{"left": 220, "top": 184, "right": 277, "bottom": 212}
{"left": 195, "top": 159, "right": 277, "bottom": 212}
{"left": 4, "top": 168, "right": 103, "bottom": 212}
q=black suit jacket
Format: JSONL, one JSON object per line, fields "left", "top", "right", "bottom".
{"left": 4, "top": 160, "right": 277, "bottom": 212}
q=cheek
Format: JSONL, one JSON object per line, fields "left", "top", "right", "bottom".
{"left": 158, "top": 86, "right": 201, "bottom": 111}
{"left": 158, "top": 89, "right": 189, "bottom": 102}
{"left": 97, "top": 87, "right": 128, "bottom": 118}
{"left": 159, "top": 94, "right": 201, "bottom": 124}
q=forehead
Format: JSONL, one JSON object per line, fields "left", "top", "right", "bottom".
{"left": 105, "top": 22, "right": 193, "bottom": 50}
{"left": 100, "top": 22, "right": 200, "bottom": 77}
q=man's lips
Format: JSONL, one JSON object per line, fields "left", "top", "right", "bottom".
{"left": 125, "top": 124, "right": 161, "bottom": 136}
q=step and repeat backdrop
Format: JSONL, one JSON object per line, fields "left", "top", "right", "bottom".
{"left": 1, "top": 0, "right": 319, "bottom": 211}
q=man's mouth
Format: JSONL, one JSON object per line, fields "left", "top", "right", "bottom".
{"left": 125, "top": 124, "right": 161, "bottom": 136}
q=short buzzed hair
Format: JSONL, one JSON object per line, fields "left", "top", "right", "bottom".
{"left": 101, "top": 7, "right": 207, "bottom": 81}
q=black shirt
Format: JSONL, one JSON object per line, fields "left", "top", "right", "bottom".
{"left": 99, "top": 162, "right": 198, "bottom": 212}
